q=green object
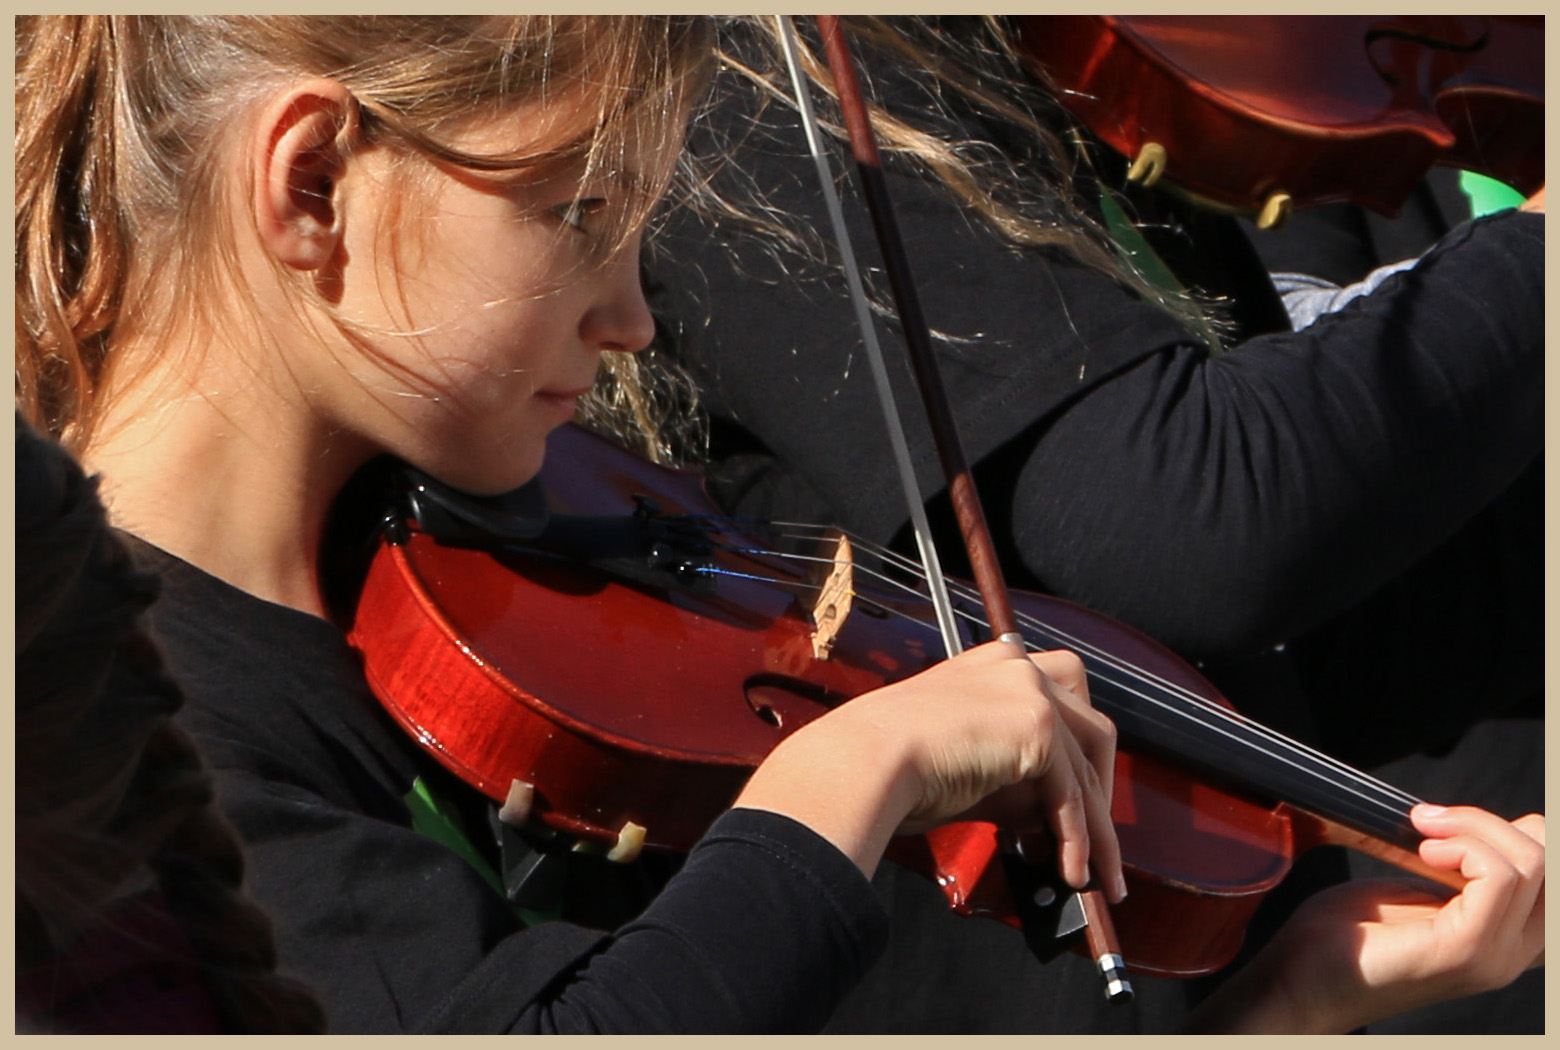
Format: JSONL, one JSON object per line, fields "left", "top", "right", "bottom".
{"left": 1459, "top": 170, "right": 1526, "bottom": 218}
{"left": 1098, "top": 190, "right": 1184, "bottom": 298}
{"left": 406, "top": 776, "right": 506, "bottom": 895}
{"left": 1098, "top": 190, "right": 1223, "bottom": 353}
{"left": 404, "top": 776, "right": 560, "bottom": 925}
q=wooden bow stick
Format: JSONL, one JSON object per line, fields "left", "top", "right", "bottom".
{"left": 777, "top": 15, "right": 1132, "bottom": 1003}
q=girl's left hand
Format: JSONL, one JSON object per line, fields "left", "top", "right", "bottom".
{"left": 1190, "top": 804, "right": 1543, "bottom": 1033}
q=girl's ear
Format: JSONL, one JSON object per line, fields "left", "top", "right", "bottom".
{"left": 253, "top": 79, "right": 358, "bottom": 271}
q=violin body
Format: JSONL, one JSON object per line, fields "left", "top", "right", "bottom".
{"left": 1019, "top": 15, "right": 1542, "bottom": 221}
{"left": 347, "top": 424, "right": 1443, "bottom": 977}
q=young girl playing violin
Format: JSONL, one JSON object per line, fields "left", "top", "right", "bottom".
{"left": 15, "top": 15, "right": 1542, "bottom": 1033}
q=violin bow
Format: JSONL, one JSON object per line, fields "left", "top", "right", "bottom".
{"left": 772, "top": 17, "right": 963, "bottom": 656}
{"left": 776, "top": 15, "right": 1131, "bottom": 1003}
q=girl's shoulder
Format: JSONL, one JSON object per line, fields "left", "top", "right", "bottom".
{"left": 121, "top": 532, "right": 430, "bottom": 818}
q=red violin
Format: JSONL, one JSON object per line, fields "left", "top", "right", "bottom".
{"left": 345, "top": 423, "right": 1459, "bottom": 979}
{"left": 1018, "top": 15, "right": 1543, "bottom": 226}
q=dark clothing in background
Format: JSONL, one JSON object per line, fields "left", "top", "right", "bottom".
{"left": 16, "top": 416, "right": 226, "bottom": 1034}
{"left": 643, "top": 34, "right": 1540, "bottom": 1034}
{"left": 650, "top": 59, "right": 1542, "bottom": 769}
{"left": 1243, "top": 167, "right": 1474, "bottom": 284}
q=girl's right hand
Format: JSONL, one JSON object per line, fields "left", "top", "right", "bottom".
{"left": 734, "top": 641, "right": 1123, "bottom": 901}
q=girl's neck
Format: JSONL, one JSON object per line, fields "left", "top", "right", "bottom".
{"left": 85, "top": 364, "right": 372, "bottom": 620}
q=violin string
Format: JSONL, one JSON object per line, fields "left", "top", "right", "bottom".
{"left": 752, "top": 521, "right": 1382, "bottom": 753}
{"left": 788, "top": 523, "right": 1424, "bottom": 814}
{"left": 697, "top": 550, "right": 1420, "bottom": 827}
{"left": 694, "top": 511, "right": 1418, "bottom": 818}
{"left": 695, "top": 517, "right": 1420, "bottom": 817}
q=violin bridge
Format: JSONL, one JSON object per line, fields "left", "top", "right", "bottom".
{"left": 807, "top": 531, "right": 855, "bottom": 660}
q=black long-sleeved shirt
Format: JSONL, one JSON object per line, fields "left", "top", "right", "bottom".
{"left": 653, "top": 156, "right": 1540, "bottom": 659}
{"left": 647, "top": 47, "right": 1541, "bottom": 765}
{"left": 124, "top": 534, "right": 890, "bottom": 1033}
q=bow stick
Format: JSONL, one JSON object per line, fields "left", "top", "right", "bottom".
{"left": 778, "top": 15, "right": 1132, "bottom": 1003}
{"left": 774, "top": 18, "right": 963, "bottom": 655}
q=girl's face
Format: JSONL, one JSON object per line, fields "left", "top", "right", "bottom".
{"left": 318, "top": 109, "right": 666, "bottom": 495}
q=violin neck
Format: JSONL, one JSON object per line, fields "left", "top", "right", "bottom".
{"left": 1085, "top": 657, "right": 1421, "bottom": 855}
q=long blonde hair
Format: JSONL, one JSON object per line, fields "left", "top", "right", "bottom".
{"left": 674, "top": 17, "right": 1210, "bottom": 315}
{"left": 15, "top": 15, "right": 714, "bottom": 454}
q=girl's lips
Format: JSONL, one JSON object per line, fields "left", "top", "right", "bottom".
{"left": 534, "top": 386, "right": 593, "bottom": 416}
{"left": 537, "top": 385, "right": 593, "bottom": 400}
{"left": 537, "top": 381, "right": 596, "bottom": 400}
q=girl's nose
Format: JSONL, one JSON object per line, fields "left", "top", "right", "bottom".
{"left": 582, "top": 248, "right": 656, "bottom": 354}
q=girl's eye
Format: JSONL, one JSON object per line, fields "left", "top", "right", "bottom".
{"left": 550, "top": 198, "right": 606, "bottom": 233}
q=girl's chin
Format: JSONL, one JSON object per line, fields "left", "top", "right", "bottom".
{"left": 424, "top": 443, "right": 548, "bottom": 498}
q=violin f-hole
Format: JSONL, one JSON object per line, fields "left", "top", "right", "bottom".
{"left": 744, "top": 674, "right": 845, "bottom": 731}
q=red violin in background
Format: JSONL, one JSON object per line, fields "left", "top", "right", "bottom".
{"left": 345, "top": 423, "right": 1462, "bottom": 980}
{"left": 1018, "top": 15, "right": 1543, "bottom": 227}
